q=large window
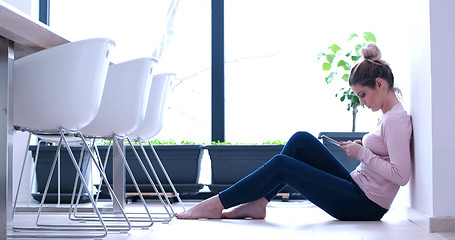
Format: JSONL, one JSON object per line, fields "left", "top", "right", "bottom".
{"left": 50, "top": 0, "right": 212, "bottom": 144}
{"left": 224, "top": 0, "right": 411, "bottom": 143}
{"left": 49, "top": 0, "right": 411, "bottom": 144}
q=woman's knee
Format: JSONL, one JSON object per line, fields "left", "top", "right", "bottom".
{"left": 289, "top": 131, "right": 316, "bottom": 144}
{"left": 268, "top": 154, "right": 298, "bottom": 169}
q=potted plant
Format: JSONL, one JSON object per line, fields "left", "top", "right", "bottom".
{"left": 29, "top": 143, "right": 91, "bottom": 203}
{"left": 205, "top": 141, "right": 301, "bottom": 200}
{"left": 317, "top": 31, "right": 376, "bottom": 131}
{"left": 316, "top": 32, "right": 376, "bottom": 171}
{"left": 97, "top": 139, "right": 204, "bottom": 198}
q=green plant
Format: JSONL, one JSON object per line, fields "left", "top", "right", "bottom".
{"left": 96, "top": 139, "right": 199, "bottom": 146}
{"left": 317, "top": 32, "right": 376, "bottom": 132}
{"left": 147, "top": 139, "right": 199, "bottom": 145}
{"left": 210, "top": 140, "right": 286, "bottom": 145}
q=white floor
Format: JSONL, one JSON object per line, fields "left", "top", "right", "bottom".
{"left": 10, "top": 199, "right": 454, "bottom": 240}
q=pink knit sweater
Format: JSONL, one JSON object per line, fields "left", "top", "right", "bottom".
{"left": 350, "top": 102, "right": 412, "bottom": 209}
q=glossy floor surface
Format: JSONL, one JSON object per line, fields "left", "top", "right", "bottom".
{"left": 10, "top": 199, "right": 453, "bottom": 240}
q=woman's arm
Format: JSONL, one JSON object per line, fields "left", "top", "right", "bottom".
{"left": 357, "top": 114, "right": 412, "bottom": 186}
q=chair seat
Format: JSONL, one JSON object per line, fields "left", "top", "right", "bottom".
{"left": 81, "top": 58, "right": 157, "bottom": 137}
{"left": 128, "top": 73, "right": 174, "bottom": 140}
{"left": 13, "top": 38, "right": 115, "bottom": 131}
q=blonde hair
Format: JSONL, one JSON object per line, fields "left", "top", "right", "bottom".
{"left": 349, "top": 43, "right": 395, "bottom": 91}
{"left": 362, "top": 43, "right": 384, "bottom": 63}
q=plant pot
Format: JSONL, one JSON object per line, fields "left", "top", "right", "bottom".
{"left": 29, "top": 145, "right": 91, "bottom": 203}
{"left": 206, "top": 145, "right": 298, "bottom": 194}
{"left": 318, "top": 132, "right": 368, "bottom": 172}
{"left": 97, "top": 144, "right": 204, "bottom": 195}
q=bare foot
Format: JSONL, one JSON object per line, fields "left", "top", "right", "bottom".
{"left": 222, "top": 198, "right": 268, "bottom": 219}
{"left": 175, "top": 195, "right": 224, "bottom": 219}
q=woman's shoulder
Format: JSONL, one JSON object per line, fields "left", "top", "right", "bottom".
{"left": 384, "top": 102, "right": 409, "bottom": 117}
{"left": 382, "top": 103, "right": 412, "bottom": 130}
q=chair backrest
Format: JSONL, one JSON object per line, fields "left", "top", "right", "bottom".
{"left": 13, "top": 38, "right": 115, "bottom": 131}
{"left": 128, "top": 73, "right": 173, "bottom": 140}
{"left": 81, "top": 58, "right": 157, "bottom": 137}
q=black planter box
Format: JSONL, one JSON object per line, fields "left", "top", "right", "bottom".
{"left": 206, "top": 145, "right": 301, "bottom": 195}
{"left": 29, "top": 145, "right": 91, "bottom": 203}
{"left": 97, "top": 144, "right": 204, "bottom": 195}
{"left": 318, "top": 132, "right": 368, "bottom": 172}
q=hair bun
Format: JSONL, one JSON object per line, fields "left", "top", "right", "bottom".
{"left": 361, "top": 43, "right": 382, "bottom": 62}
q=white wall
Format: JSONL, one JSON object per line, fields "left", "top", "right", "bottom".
{"left": 429, "top": 0, "right": 455, "bottom": 217}
{"left": 3, "top": 0, "right": 38, "bottom": 20}
{"left": 408, "top": 0, "right": 433, "bottom": 217}
{"left": 397, "top": 0, "right": 455, "bottom": 232}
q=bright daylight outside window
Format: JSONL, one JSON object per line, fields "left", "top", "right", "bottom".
{"left": 49, "top": 0, "right": 211, "bottom": 145}
{"left": 224, "top": 0, "right": 410, "bottom": 144}
{"left": 50, "top": 0, "right": 410, "bottom": 145}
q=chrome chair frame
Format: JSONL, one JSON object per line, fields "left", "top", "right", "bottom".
{"left": 70, "top": 135, "right": 174, "bottom": 225}
{"left": 133, "top": 138, "right": 187, "bottom": 215}
{"left": 11, "top": 129, "right": 131, "bottom": 239}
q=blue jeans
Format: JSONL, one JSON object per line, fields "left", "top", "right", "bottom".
{"left": 218, "top": 131, "right": 388, "bottom": 221}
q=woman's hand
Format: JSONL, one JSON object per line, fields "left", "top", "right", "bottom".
{"left": 339, "top": 140, "right": 363, "bottom": 159}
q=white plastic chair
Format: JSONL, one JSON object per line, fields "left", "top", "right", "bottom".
{"left": 128, "top": 73, "right": 186, "bottom": 215}
{"left": 128, "top": 73, "right": 174, "bottom": 141}
{"left": 13, "top": 39, "right": 112, "bottom": 131}
{"left": 10, "top": 38, "right": 130, "bottom": 239}
{"left": 72, "top": 57, "right": 171, "bottom": 226}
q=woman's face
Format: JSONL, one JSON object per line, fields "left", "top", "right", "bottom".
{"left": 351, "top": 81, "right": 382, "bottom": 112}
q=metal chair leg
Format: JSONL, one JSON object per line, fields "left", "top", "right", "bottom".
{"left": 28, "top": 139, "right": 43, "bottom": 206}
{"left": 70, "top": 135, "right": 154, "bottom": 228}
{"left": 11, "top": 131, "right": 110, "bottom": 239}
{"left": 147, "top": 140, "right": 186, "bottom": 212}
{"left": 12, "top": 132, "right": 32, "bottom": 218}
{"left": 94, "top": 140, "right": 113, "bottom": 204}
{"left": 68, "top": 134, "right": 132, "bottom": 231}
{"left": 112, "top": 136, "right": 154, "bottom": 227}
{"left": 68, "top": 142, "right": 94, "bottom": 221}
{"left": 137, "top": 140, "right": 178, "bottom": 216}
{"left": 125, "top": 137, "right": 173, "bottom": 222}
